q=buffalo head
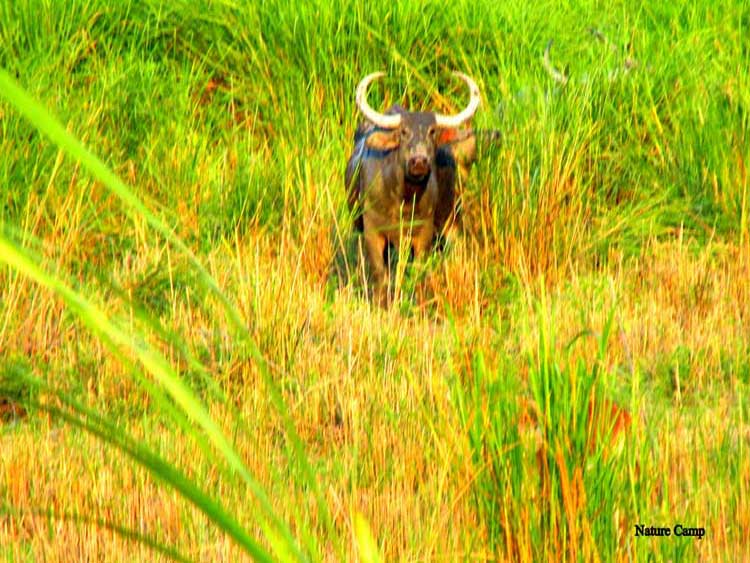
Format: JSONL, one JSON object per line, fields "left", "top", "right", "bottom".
{"left": 355, "top": 72, "right": 480, "bottom": 182}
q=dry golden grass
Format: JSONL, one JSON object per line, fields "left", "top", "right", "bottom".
{"left": 2, "top": 219, "right": 748, "bottom": 559}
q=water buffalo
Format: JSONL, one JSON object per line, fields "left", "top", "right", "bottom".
{"left": 345, "top": 71, "right": 481, "bottom": 304}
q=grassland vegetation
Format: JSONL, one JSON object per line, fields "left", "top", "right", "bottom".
{"left": 1, "top": 0, "right": 748, "bottom": 560}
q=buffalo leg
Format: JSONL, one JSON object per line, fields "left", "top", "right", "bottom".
{"left": 364, "top": 231, "right": 390, "bottom": 305}
{"left": 411, "top": 225, "right": 435, "bottom": 259}
{"left": 411, "top": 226, "right": 436, "bottom": 306}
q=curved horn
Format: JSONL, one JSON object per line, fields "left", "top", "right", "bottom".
{"left": 355, "top": 72, "right": 401, "bottom": 129}
{"left": 434, "top": 72, "right": 481, "bottom": 128}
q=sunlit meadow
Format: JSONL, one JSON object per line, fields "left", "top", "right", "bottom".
{"left": 1, "top": 1, "right": 748, "bottom": 561}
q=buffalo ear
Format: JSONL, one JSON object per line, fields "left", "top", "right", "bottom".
{"left": 436, "top": 128, "right": 477, "bottom": 165}
{"left": 437, "top": 127, "right": 473, "bottom": 146}
{"left": 436, "top": 128, "right": 460, "bottom": 145}
{"left": 365, "top": 130, "right": 400, "bottom": 151}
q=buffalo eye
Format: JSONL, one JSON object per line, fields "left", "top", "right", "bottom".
{"left": 428, "top": 125, "right": 440, "bottom": 143}
{"left": 400, "top": 127, "right": 412, "bottom": 141}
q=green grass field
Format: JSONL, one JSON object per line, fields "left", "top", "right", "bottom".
{"left": 1, "top": 0, "right": 748, "bottom": 560}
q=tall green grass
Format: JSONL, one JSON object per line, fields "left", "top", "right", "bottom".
{"left": 453, "top": 296, "right": 633, "bottom": 560}
{"left": 0, "top": 68, "right": 318, "bottom": 560}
